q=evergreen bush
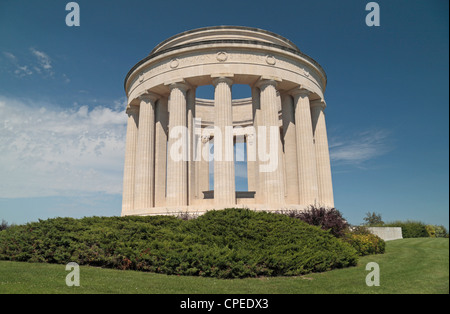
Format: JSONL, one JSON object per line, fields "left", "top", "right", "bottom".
{"left": 0, "top": 209, "right": 358, "bottom": 278}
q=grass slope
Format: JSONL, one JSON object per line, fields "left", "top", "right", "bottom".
{"left": 0, "top": 238, "right": 447, "bottom": 294}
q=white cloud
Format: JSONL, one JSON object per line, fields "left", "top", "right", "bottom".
{"left": 0, "top": 96, "right": 127, "bottom": 198}
{"left": 2, "top": 52, "right": 17, "bottom": 62}
{"left": 30, "top": 48, "right": 52, "bottom": 71}
{"left": 2, "top": 52, "right": 33, "bottom": 77}
{"left": 329, "top": 129, "right": 392, "bottom": 166}
{"left": 62, "top": 73, "right": 70, "bottom": 83}
{"left": 14, "top": 65, "right": 33, "bottom": 77}
{"left": 2, "top": 48, "right": 57, "bottom": 78}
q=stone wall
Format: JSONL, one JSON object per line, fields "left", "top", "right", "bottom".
{"left": 368, "top": 227, "right": 403, "bottom": 241}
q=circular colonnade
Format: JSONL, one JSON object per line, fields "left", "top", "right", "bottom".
{"left": 121, "top": 26, "right": 334, "bottom": 216}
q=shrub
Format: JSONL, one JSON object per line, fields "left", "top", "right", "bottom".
{"left": 342, "top": 229, "right": 385, "bottom": 256}
{"left": 425, "top": 225, "right": 436, "bottom": 238}
{"left": 350, "top": 225, "right": 372, "bottom": 235}
{"left": 0, "top": 209, "right": 358, "bottom": 279}
{"left": 434, "top": 225, "right": 448, "bottom": 238}
{"left": 278, "top": 206, "right": 349, "bottom": 238}
{"left": 384, "top": 221, "right": 428, "bottom": 238}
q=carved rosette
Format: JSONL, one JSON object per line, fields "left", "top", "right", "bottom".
{"left": 170, "top": 59, "right": 179, "bottom": 69}
{"left": 216, "top": 51, "right": 228, "bottom": 62}
{"left": 265, "top": 55, "right": 276, "bottom": 65}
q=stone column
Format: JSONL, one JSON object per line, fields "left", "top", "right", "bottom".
{"left": 281, "top": 93, "right": 299, "bottom": 204}
{"left": 212, "top": 76, "right": 235, "bottom": 206}
{"left": 121, "top": 105, "right": 139, "bottom": 215}
{"left": 292, "top": 89, "right": 319, "bottom": 206}
{"left": 154, "top": 97, "right": 168, "bottom": 207}
{"left": 251, "top": 86, "right": 261, "bottom": 201}
{"left": 246, "top": 134, "right": 256, "bottom": 192}
{"left": 134, "top": 93, "right": 158, "bottom": 211}
{"left": 311, "top": 100, "right": 334, "bottom": 208}
{"left": 187, "top": 87, "right": 196, "bottom": 205}
{"left": 277, "top": 92, "right": 287, "bottom": 199}
{"left": 166, "top": 82, "right": 189, "bottom": 206}
{"left": 199, "top": 135, "right": 210, "bottom": 198}
{"left": 256, "top": 78, "right": 285, "bottom": 206}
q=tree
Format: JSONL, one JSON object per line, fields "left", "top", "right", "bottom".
{"left": 363, "top": 212, "right": 384, "bottom": 226}
{"left": 0, "top": 219, "right": 10, "bottom": 231}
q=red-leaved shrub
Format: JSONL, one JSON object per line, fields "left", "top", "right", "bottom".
{"left": 278, "top": 206, "right": 349, "bottom": 238}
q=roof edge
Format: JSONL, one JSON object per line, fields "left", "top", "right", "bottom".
{"left": 150, "top": 25, "right": 301, "bottom": 55}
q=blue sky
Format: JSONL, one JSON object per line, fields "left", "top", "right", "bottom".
{"left": 0, "top": 0, "right": 448, "bottom": 228}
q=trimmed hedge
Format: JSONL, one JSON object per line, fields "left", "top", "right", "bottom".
{"left": 0, "top": 209, "right": 358, "bottom": 278}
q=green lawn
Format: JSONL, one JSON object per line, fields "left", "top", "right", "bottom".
{"left": 0, "top": 238, "right": 448, "bottom": 294}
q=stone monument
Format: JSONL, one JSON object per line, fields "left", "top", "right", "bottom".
{"left": 121, "top": 26, "right": 334, "bottom": 216}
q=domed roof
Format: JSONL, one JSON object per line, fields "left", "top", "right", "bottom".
{"left": 150, "top": 26, "right": 301, "bottom": 55}
{"left": 124, "top": 26, "right": 326, "bottom": 91}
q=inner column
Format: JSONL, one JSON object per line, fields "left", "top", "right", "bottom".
{"left": 187, "top": 87, "right": 196, "bottom": 205}
{"left": 246, "top": 133, "right": 256, "bottom": 192}
{"left": 212, "top": 76, "right": 236, "bottom": 206}
{"left": 198, "top": 135, "right": 210, "bottom": 198}
{"left": 154, "top": 97, "right": 168, "bottom": 207}
{"left": 166, "top": 82, "right": 189, "bottom": 207}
